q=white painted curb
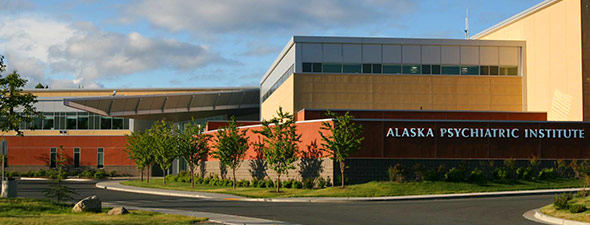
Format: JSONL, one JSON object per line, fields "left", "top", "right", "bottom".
{"left": 531, "top": 209, "right": 590, "bottom": 225}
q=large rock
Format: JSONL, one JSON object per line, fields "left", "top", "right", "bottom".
{"left": 72, "top": 195, "right": 102, "bottom": 213}
{"left": 107, "top": 207, "right": 129, "bottom": 215}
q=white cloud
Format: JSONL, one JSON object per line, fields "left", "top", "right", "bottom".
{"left": 0, "top": 0, "right": 35, "bottom": 12}
{"left": 0, "top": 16, "right": 226, "bottom": 88}
{"left": 123, "top": 0, "right": 416, "bottom": 34}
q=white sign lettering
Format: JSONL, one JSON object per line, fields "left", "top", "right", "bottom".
{"left": 385, "top": 127, "right": 585, "bottom": 139}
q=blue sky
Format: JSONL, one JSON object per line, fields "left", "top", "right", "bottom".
{"left": 0, "top": 0, "right": 540, "bottom": 89}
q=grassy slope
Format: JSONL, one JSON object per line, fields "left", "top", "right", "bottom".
{"left": 0, "top": 198, "right": 207, "bottom": 225}
{"left": 541, "top": 196, "right": 590, "bottom": 223}
{"left": 121, "top": 178, "right": 585, "bottom": 198}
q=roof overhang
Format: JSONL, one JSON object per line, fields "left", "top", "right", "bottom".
{"left": 63, "top": 88, "right": 260, "bottom": 121}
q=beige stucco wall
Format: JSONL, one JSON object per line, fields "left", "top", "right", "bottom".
{"left": 475, "top": 0, "right": 582, "bottom": 121}
{"left": 261, "top": 75, "right": 295, "bottom": 120}
{"left": 290, "top": 73, "right": 522, "bottom": 113}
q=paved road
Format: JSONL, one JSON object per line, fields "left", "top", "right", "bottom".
{"left": 18, "top": 180, "right": 549, "bottom": 225}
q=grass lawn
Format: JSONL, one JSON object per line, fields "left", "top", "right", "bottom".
{"left": 540, "top": 195, "right": 590, "bottom": 222}
{"left": 121, "top": 178, "right": 585, "bottom": 198}
{"left": 0, "top": 198, "right": 208, "bottom": 225}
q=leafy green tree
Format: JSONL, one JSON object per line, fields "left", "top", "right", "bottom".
{"left": 150, "top": 119, "right": 176, "bottom": 185}
{"left": 0, "top": 70, "right": 41, "bottom": 135}
{"left": 213, "top": 117, "right": 248, "bottom": 190}
{"left": 44, "top": 146, "right": 77, "bottom": 203}
{"left": 125, "top": 130, "right": 155, "bottom": 182}
{"left": 174, "top": 121, "right": 211, "bottom": 188}
{"left": 254, "top": 107, "right": 300, "bottom": 192}
{"left": 34, "top": 83, "right": 46, "bottom": 89}
{"left": 319, "top": 111, "right": 364, "bottom": 188}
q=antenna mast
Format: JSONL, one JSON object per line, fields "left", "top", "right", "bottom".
{"left": 464, "top": 8, "right": 470, "bottom": 39}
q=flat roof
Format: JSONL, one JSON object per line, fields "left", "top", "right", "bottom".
{"left": 25, "top": 87, "right": 259, "bottom": 92}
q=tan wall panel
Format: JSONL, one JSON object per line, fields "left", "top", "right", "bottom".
{"left": 261, "top": 75, "right": 295, "bottom": 120}
{"left": 475, "top": 0, "right": 582, "bottom": 121}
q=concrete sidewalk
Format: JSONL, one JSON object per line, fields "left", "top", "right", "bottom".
{"left": 96, "top": 180, "right": 587, "bottom": 203}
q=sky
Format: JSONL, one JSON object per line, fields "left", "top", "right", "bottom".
{"left": 0, "top": 0, "right": 541, "bottom": 89}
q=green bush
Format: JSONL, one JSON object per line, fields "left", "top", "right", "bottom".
{"left": 282, "top": 180, "right": 292, "bottom": 188}
{"left": 194, "top": 177, "right": 203, "bottom": 184}
{"left": 388, "top": 163, "right": 407, "bottom": 183}
{"left": 94, "top": 169, "right": 107, "bottom": 179}
{"left": 165, "top": 174, "right": 176, "bottom": 182}
{"left": 291, "top": 180, "right": 302, "bottom": 189}
{"left": 256, "top": 179, "right": 266, "bottom": 188}
{"left": 468, "top": 168, "right": 486, "bottom": 183}
{"left": 47, "top": 170, "right": 58, "bottom": 179}
{"left": 203, "top": 176, "right": 211, "bottom": 185}
{"left": 33, "top": 169, "right": 46, "bottom": 177}
{"left": 265, "top": 179, "right": 274, "bottom": 188}
{"left": 553, "top": 193, "right": 572, "bottom": 210}
{"left": 445, "top": 167, "right": 465, "bottom": 182}
{"left": 516, "top": 167, "right": 535, "bottom": 180}
{"left": 412, "top": 163, "right": 426, "bottom": 181}
{"left": 538, "top": 168, "right": 557, "bottom": 180}
{"left": 492, "top": 167, "right": 509, "bottom": 180}
{"left": 7, "top": 171, "right": 19, "bottom": 177}
{"left": 303, "top": 178, "right": 315, "bottom": 189}
{"left": 108, "top": 170, "right": 118, "bottom": 177}
{"left": 80, "top": 169, "right": 95, "bottom": 178}
{"left": 238, "top": 180, "right": 250, "bottom": 187}
{"left": 317, "top": 177, "right": 327, "bottom": 188}
{"left": 423, "top": 169, "right": 440, "bottom": 181}
{"left": 569, "top": 204, "right": 587, "bottom": 213}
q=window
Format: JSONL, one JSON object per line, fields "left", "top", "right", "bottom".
{"left": 97, "top": 148, "right": 104, "bottom": 168}
{"left": 383, "top": 65, "right": 401, "bottom": 74}
{"left": 480, "top": 66, "right": 489, "bottom": 75}
{"left": 362, "top": 64, "right": 372, "bottom": 73}
{"left": 372, "top": 64, "right": 382, "bottom": 73}
{"left": 442, "top": 66, "right": 460, "bottom": 75}
{"left": 55, "top": 112, "right": 65, "bottom": 130}
{"left": 31, "top": 117, "right": 42, "bottom": 130}
{"left": 422, "top": 65, "right": 431, "bottom": 74}
{"left": 66, "top": 112, "right": 77, "bottom": 129}
{"left": 342, "top": 64, "right": 361, "bottom": 73}
{"left": 500, "top": 66, "right": 518, "bottom": 75}
{"left": 322, "top": 63, "right": 342, "bottom": 73}
{"left": 461, "top": 66, "right": 479, "bottom": 75}
{"left": 312, "top": 63, "right": 322, "bottom": 72}
{"left": 50, "top": 148, "right": 57, "bottom": 168}
{"left": 490, "top": 66, "right": 499, "bottom": 75}
{"left": 403, "top": 65, "right": 421, "bottom": 74}
{"left": 101, "top": 116, "right": 111, "bottom": 129}
{"left": 112, "top": 118, "right": 124, "bottom": 129}
{"left": 78, "top": 112, "right": 89, "bottom": 129}
{"left": 431, "top": 65, "right": 441, "bottom": 74}
{"left": 74, "top": 148, "right": 80, "bottom": 168}
{"left": 43, "top": 113, "right": 54, "bottom": 130}
{"left": 302, "top": 63, "right": 312, "bottom": 72}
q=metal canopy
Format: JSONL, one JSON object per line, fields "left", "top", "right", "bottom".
{"left": 63, "top": 89, "right": 260, "bottom": 121}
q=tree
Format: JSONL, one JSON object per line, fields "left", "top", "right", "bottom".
{"left": 0, "top": 70, "right": 41, "bottom": 136}
{"left": 34, "top": 83, "right": 46, "bottom": 89}
{"left": 150, "top": 119, "right": 176, "bottom": 185}
{"left": 213, "top": 117, "right": 248, "bottom": 190}
{"left": 254, "top": 107, "right": 300, "bottom": 192}
{"left": 125, "top": 130, "right": 154, "bottom": 182}
{"left": 174, "top": 121, "right": 211, "bottom": 188}
{"left": 44, "top": 146, "right": 77, "bottom": 203}
{"left": 319, "top": 111, "right": 364, "bottom": 188}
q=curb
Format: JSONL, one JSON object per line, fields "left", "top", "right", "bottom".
{"left": 98, "top": 180, "right": 587, "bottom": 203}
{"left": 523, "top": 208, "right": 590, "bottom": 225}
{"left": 19, "top": 177, "right": 94, "bottom": 182}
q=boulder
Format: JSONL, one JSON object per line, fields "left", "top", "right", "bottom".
{"left": 107, "top": 207, "right": 129, "bottom": 215}
{"left": 72, "top": 195, "right": 102, "bottom": 213}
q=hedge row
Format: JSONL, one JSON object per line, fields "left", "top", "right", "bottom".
{"left": 165, "top": 171, "right": 331, "bottom": 189}
{"left": 6, "top": 168, "right": 121, "bottom": 179}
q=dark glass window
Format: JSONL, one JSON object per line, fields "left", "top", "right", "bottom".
{"left": 312, "top": 63, "right": 322, "bottom": 72}
{"left": 78, "top": 112, "right": 88, "bottom": 129}
{"left": 66, "top": 112, "right": 77, "bottom": 129}
{"left": 442, "top": 66, "right": 460, "bottom": 75}
{"left": 431, "top": 65, "right": 441, "bottom": 74}
{"left": 112, "top": 118, "right": 124, "bottom": 129}
{"left": 372, "top": 64, "right": 382, "bottom": 73}
{"left": 422, "top": 65, "right": 431, "bottom": 74}
{"left": 500, "top": 66, "right": 518, "bottom": 75}
{"left": 50, "top": 148, "right": 57, "bottom": 168}
{"left": 89, "top": 114, "right": 100, "bottom": 129}
{"left": 362, "top": 64, "right": 372, "bottom": 73}
{"left": 480, "top": 66, "right": 489, "bottom": 75}
{"left": 461, "top": 66, "right": 479, "bottom": 75}
{"left": 342, "top": 64, "right": 361, "bottom": 73}
{"left": 101, "top": 116, "right": 111, "bottom": 129}
{"left": 123, "top": 118, "right": 130, "bottom": 129}
{"left": 55, "top": 112, "right": 65, "bottom": 130}
{"left": 43, "top": 113, "right": 54, "bottom": 130}
{"left": 74, "top": 148, "right": 80, "bottom": 168}
{"left": 32, "top": 117, "right": 42, "bottom": 130}
{"left": 403, "top": 65, "right": 421, "bottom": 74}
{"left": 322, "top": 63, "right": 341, "bottom": 73}
{"left": 383, "top": 65, "right": 401, "bottom": 74}
{"left": 302, "top": 63, "right": 312, "bottom": 72}
{"left": 490, "top": 66, "right": 499, "bottom": 75}
{"left": 97, "top": 148, "right": 104, "bottom": 168}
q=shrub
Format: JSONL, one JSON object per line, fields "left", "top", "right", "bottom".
{"left": 303, "top": 178, "right": 315, "bottom": 189}
{"left": 468, "top": 168, "right": 486, "bottom": 183}
{"left": 553, "top": 193, "right": 572, "bottom": 210}
{"left": 7, "top": 171, "right": 19, "bottom": 177}
{"left": 388, "top": 163, "right": 407, "bottom": 183}
{"left": 412, "top": 163, "right": 426, "bottom": 181}
{"left": 33, "top": 169, "right": 47, "bottom": 177}
{"left": 538, "top": 168, "right": 557, "bottom": 180}
{"left": 569, "top": 204, "right": 587, "bottom": 213}
{"left": 94, "top": 169, "right": 107, "bottom": 179}
{"left": 445, "top": 167, "right": 465, "bottom": 182}
{"left": 165, "top": 174, "right": 176, "bottom": 182}
{"left": 516, "top": 167, "right": 535, "bottom": 180}
{"left": 282, "top": 180, "right": 292, "bottom": 188}
{"left": 492, "top": 167, "right": 509, "bottom": 180}
{"left": 423, "top": 169, "right": 440, "bottom": 181}
{"left": 555, "top": 159, "right": 568, "bottom": 178}
{"left": 47, "top": 170, "right": 58, "bottom": 179}
{"left": 265, "top": 179, "right": 274, "bottom": 188}
{"left": 317, "top": 177, "right": 327, "bottom": 188}
{"left": 108, "top": 170, "right": 118, "bottom": 177}
{"left": 238, "top": 180, "right": 250, "bottom": 187}
{"left": 291, "top": 180, "right": 302, "bottom": 189}
{"left": 80, "top": 169, "right": 95, "bottom": 178}
{"left": 256, "top": 179, "right": 266, "bottom": 188}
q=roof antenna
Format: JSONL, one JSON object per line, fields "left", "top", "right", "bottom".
{"left": 464, "top": 8, "right": 470, "bottom": 39}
